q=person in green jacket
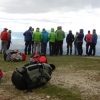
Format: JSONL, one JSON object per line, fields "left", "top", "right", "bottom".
{"left": 32, "top": 28, "right": 34, "bottom": 53}
{"left": 48, "top": 28, "right": 56, "bottom": 56}
{"left": 32, "top": 28, "right": 42, "bottom": 54}
{"left": 56, "top": 26, "right": 65, "bottom": 55}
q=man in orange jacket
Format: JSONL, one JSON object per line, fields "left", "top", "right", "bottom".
{"left": 0, "top": 28, "right": 9, "bottom": 53}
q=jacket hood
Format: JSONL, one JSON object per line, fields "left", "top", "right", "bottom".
{"left": 42, "top": 30, "right": 47, "bottom": 33}
{"left": 80, "top": 29, "right": 84, "bottom": 33}
{"left": 51, "top": 28, "right": 54, "bottom": 32}
{"left": 36, "top": 28, "right": 39, "bottom": 32}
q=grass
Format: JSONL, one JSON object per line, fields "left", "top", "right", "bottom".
{"left": 0, "top": 54, "right": 100, "bottom": 100}
{"left": 35, "top": 85, "right": 82, "bottom": 100}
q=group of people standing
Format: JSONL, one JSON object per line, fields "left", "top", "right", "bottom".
{"left": 0, "top": 28, "right": 12, "bottom": 54}
{"left": 63, "top": 28, "right": 97, "bottom": 56}
{"left": 0, "top": 26, "right": 97, "bottom": 56}
{"left": 73, "top": 29, "right": 97, "bottom": 56}
{"left": 23, "top": 26, "right": 98, "bottom": 56}
{"left": 23, "top": 26, "right": 65, "bottom": 56}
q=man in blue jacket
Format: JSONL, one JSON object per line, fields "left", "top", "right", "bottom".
{"left": 23, "top": 26, "right": 32, "bottom": 55}
{"left": 77, "top": 29, "right": 84, "bottom": 55}
{"left": 41, "top": 28, "right": 48, "bottom": 55}
{"left": 89, "top": 29, "right": 98, "bottom": 56}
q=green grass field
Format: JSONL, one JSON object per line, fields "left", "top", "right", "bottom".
{"left": 0, "top": 54, "right": 100, "bottom": 100}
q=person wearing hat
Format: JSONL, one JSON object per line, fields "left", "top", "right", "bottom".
{"left": 0, "top": 28, "right": 9, "bottom": 53}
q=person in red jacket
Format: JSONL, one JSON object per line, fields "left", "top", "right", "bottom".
{"left": 84, "top": 30, "right": 92, "bottom": 56}
{"left": 0, "top": 28, "right": 9, "bottom": 53}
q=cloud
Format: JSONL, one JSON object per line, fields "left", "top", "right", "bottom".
{"left": 0, "top": 0, "right": 100, "bottom": 34}
{"left": 0, "top": 0, "right": 100, "bottom": 13}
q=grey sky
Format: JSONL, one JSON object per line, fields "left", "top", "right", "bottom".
{"left": 0, "top": 0, "right": 100, "bottom": 13}
{"left": 0, "top": 0, "right": 100, "bottom": 34}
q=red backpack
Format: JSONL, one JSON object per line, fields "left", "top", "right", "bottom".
{"left": 20, "top": 53, "right": 26, "bottom": 61}
{"left": 0, "top": 70, "right": 3, "bottom": 80}
{"left": 30, "top": 52, "right": 47, "bottom": 63}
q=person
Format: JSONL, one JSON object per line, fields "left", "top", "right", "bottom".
{"left": 89, "top": 29, "right": 98, "bottom": 56}
{"left": 41, "top": 28, "right": 48, "bottom": 55}
{"left": 32, "top": 27, "right": 42, "bottom": 54}
{"left": 56, "top": 26, "right": 65, "bottom": 55}
{"left": 84, "top": 30, "right": 92, "bottom": 56}
{"left": 7, "top": 30, "right": 12, "bottom": 50}
{"left": 74, "top": 32, "right": 78, "bottom": 55}
{"left": 66, "top": 30, "right": 74, "bottom": 55}
{"left": 48, "top": 28, "right": 56, "bottom": 56}
{"left": 23, "top": 26, "right": 32, "bottom": 55}
{"left": 77, "top": 29, "right": 84, "bottom": 55}
{"left": 54, "top": 26, "right": 59, "bottom": 55}
{"left": 0, "top": 28, "right": 9, "bottom": 53}
{"left": 31, "top": 28, "right": 34, "bottom": 53}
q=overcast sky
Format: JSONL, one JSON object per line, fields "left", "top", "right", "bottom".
{"left": 0, "top": 0, "right": 100, "bottom": 34}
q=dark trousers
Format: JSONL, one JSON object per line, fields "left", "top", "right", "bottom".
{"left": 49, "top": 42, "right": 55, "bottom": 56}
{"left": 89, "top": 43, "right": 96, "bottom": 56}
{"left": 77, "top": 42, "right": 83, "bottom": 55}
{"left": 86, "top": 42, "right": 91, "bottom": 55}
{"left": 41, "top": 43, "right": 47, "bottom": 54}
{"left": 7, "top": 41, "right": 11, "bottom": 50}
{"left": 31, "top": 41, "right": 34, "bottom": 53}
{"left": 25, "top": 41, "right": 32, "bottom": 55}
{"left": 67, "top": 43, "right": 72, "bottom": 55}
{"left": 56, "top": 40, "right": 63, "bottom": 55}
{"left": 54, "top": 41, "right": 57, "bottom": 55}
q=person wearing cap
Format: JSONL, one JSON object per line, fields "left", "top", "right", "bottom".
{"left": 0, "top": 28, "right": 9, "bottom": 53}
{"left": 23, "top": 26, "right": 32, "bottom": 55}
{"left": 7, "top": 30, "right": 12, "bottom": 50}
{"left": 89, "top": 29, "right": 98, "bottom": 56}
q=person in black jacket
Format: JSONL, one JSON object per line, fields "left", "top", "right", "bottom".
{"left": 7, "top": 30, "right": 12, "bottom": 50}
{"left": 66, "top": 30, "right": 74, "bottom": 55}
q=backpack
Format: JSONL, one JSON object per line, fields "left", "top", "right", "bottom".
{"left": 4, "top": 49, "right": 26, "bottom": 62}
{"left": 0, "top": 70, "right": 3, "bottom": 80}
{"left": 30, "top": 52, "right": 47, "bottom": 63}
{"left": 11, "top": 62, "right": 55, "bottom": 92}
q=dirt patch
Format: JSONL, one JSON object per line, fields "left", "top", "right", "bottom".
{"left": 50, "top": 66, "right": 100, "bottom": 99}
{"left": 1, "top": 67, "right": 100, "bottom": 100}
{"left": 84, "top": 56, "right": 100, "bottom": 59}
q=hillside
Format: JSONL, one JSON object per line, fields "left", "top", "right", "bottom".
{"left": 0, "top": 54, "right": 100, "bottom": 100}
